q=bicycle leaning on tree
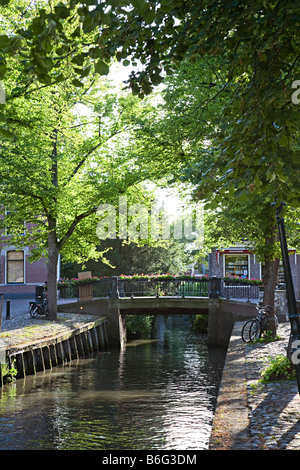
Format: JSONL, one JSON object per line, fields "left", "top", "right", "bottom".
{"left": 29, "top": 289, "right": 48, "bottom": 318}
{"left": 241, "top": 304, "right": 278, "bottom": 343}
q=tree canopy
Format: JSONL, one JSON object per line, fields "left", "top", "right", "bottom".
{"left": 0, "top": 0, "right": 299, "bottom": 322}
{"left": 124, "top": 50, "right": 300, "bottom": 329}
{"left": 1, "top": 0, "right": 299, "bottom": 206}
{"left": 0, "top": 0, "right": 300, "bottom": 206}
{"left": 0, "top": 63, "right": 153, "bottom": 318}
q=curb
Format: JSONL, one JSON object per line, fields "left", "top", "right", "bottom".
{"left": 209, "top": 321, "right": 250, "bottom": 450}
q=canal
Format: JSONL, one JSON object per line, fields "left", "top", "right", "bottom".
{"left": 0, "top": 315, "right": 226, "bottom": 450}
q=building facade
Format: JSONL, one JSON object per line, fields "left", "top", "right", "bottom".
{"left": 0, "top": 245, "right": 48, "bottom": 299}
{"left": 0, "top": 209, "right": 49, "bottom": 299}
{"left": 208, "top": 244, "right": 300, "bottom": 299}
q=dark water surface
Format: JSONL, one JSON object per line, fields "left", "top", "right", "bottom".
{"left": 0, "top": 316, "right": 225, "bottom": 450}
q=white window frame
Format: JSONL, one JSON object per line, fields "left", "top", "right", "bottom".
{"left": 5, "top": 248, "right": 26, "bottom": 284}
{"left": 223, "top": 254, "right": 250, "bottom": 279}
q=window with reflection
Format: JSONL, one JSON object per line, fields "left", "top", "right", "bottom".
{"left": 224, "top": 255, "right": 249, "bottom": 278}
{"left": 7, "top": 250, "right": 24, "bottom": 284}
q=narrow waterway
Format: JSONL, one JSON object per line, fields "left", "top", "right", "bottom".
{"left": 0, "top": 315, "right": 226, "bottom": 450}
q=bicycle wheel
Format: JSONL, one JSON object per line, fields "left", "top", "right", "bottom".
{"left": 241, "top": 320, "right": 255, "bottom": 343}
{"left": 249, "top": 319, "right": 262, "bottom": 341}
{"left": 29, "top": 304, "right": 41, "bottom": 318}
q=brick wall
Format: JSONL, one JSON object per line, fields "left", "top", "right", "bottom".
{"left": 209, "top": 249, "right": 257, "bottom": 278}
{"left": 0, "top": 250, "right": 48, "bottom": 298}
{"left": 25, "top": 257, "right": 48, "bottom": 284}
{"left": 209, "top": 248, "right": 300, "bottom": 299}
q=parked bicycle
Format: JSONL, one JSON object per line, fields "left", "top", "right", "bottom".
{"left": 29, "top": 291, "right": 48, "bottom": 318}
{"left": 241, "top": 304, "right": 277, "bottom": 343}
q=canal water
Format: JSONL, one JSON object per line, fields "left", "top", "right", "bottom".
{"left": 0, "top": 315, "right": 226, "bottom": 450}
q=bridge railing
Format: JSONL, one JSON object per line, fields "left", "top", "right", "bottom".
{"left": 221, "top": 279, "right": 260, "bottom": 301}
{"left": 58, "top": 278, "right": 112, "bottom": 300}
{"left": 57, "top": 276, "right": 261, "bottom": 301}
{"left": 118, "top": 277, "right": 210, "bottom": 298}
{"left": 58, "top": 284, "right": 80, "bottom": 300}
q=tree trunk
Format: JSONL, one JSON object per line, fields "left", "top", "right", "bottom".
{"left": 263, "top": 256, "right": 279, "bottom": 336}
{"left": 47, "top": 219, "right": 59, "bottom": 321}
{"left": 47, "top": 128, "right": 59, "bottom": 321}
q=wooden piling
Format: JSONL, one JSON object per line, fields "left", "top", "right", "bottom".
{"left": 3, "top": 318, "right": 108, "bottom": 385}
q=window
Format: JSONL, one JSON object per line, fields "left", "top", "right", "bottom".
{"left": 224, "top": 255, "right": 249, "bottom": 278}
{"left": 7, "top": 250, "right": 24, "bottom": 284}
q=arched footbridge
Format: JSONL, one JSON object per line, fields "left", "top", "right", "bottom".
{"left": 57, "top": 276, "right": 270, "bottom": 347}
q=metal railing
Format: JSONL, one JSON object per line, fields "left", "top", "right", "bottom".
{"left": 58, "top": 284, "right": 80, "bottom": 300}
{"left": 118, "top": 277, "right": 210, "bottom": 298}
{"left": 57, "top": 276, "right": 261, "bottom": 301}
{"left": 221, "top": 279, "right": 260, "bottom": 301}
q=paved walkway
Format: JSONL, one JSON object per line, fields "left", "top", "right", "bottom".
{"left": 0, "top": 298, "right": 77, "bottom": 321}
{"left": 0, "top": 299, "right": 97, "bottom": 349}
{"left": 210, "top": 321, "right": 300, "bottom": 450}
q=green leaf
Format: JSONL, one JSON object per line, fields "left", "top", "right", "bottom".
{"left": 36, "top": 73, "right": 52, "bottom": 85}
{"left": 71, "top": 26, "right": 81, "bottom": 38}
{"left": 131, "top": 0, "right": 146, "bottom": 12}
{"left": 54, "top": 3, "right": 70, "bottom": 19}
{"left": 0, "top": 34, "right": 12, "bottom": 49}
{"left": 0, "top": 126, "right": 13, "bottom": 139}
{"left": 95, "top": 60, "right": 109, "bottom": 76}
{"left": 72, "top": 78, "right": 84, "bottom": 87}
{"left": 276, "top": 132, "right": 289, "bottom": 146}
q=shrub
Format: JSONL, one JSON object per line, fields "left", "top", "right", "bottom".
{"left": 260, "top": 354, "right": 296, "bottom": 383}
{"left": 192, "top": 315, "right": 208, "bottom": 334}
{"left": 126, "top": 315, "right": 154, "bottom": 339}
{"left": 1, "top": 361, "right": 17, "bottom": 384}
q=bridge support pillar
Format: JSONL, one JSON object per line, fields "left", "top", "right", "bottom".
{"left": 57, "top": 299, "right": 126, "bottom": 349}
{"left": 207, "top": 298, "right": 234, "bottom": 347}
{"left": 207, "top": 298, "right": 220, "bottom": 346}
{"left": 96, "top": 305, "right": 126, "bottom": 349}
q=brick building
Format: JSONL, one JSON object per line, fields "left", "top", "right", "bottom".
{"left": 208, "top": 243, "right": 300, "bottom": 299}
{"left": 0, "top": 244, "right": 48, "bottom": 299}
{"left": 0, "top": 213, "right": 48, "bottom": 298}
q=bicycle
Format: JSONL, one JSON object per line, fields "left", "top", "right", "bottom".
{"left": 241, "top": 304, "right": 276, "bottom": 343}
{"left": 29, "top": 292, "right": 48, "bottom": 318}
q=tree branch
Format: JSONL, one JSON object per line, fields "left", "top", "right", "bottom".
{"left": 57, "top": 206, "right": 98, "bottom": 251}
{"left": 64, "top": 140, "right": 104, "bottom": 185}
{"left": 64, "top": 127, "right": 125, "bottom": 186}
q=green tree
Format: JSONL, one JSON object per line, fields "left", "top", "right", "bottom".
{"left": 1, "top": 1, "right": 299, "bottom": 209}
{"left": 62, "top": 237, "right": 190, "bottom": 278}
{"left": 1, "top": 0, "right": 300, "bottom": 323}
{"left": 0, "top": 75, "right": 148, "bottom": 319}
{"left": 126, "top": 55, "right": 300, "bottom": 333}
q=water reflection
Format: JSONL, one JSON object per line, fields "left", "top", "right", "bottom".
{"left": 0, "top": 316, "right": 225, "bottom": 450}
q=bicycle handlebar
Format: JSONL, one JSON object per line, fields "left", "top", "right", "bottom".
{"left": 256, "top": 304, "right": 274, "bottom": 310}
